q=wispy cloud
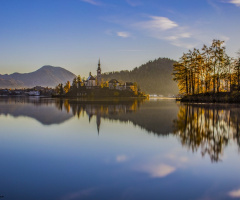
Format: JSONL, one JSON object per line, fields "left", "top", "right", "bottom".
{"left": 228, "top": 0, "right": 240, "bottom": 6}
{"left": 137, "top": 16, "right": 178, "bottom": 31}
{"left": 117, "top": 49, "right": 144, "bottom": 52}
{"left": 134, "top": 15, "right": 230, "bottom": 49}
{"left": 117, "top": 31, "right": 131, "bottom": 38}
{"left": 81, "top": 0, "right": 100, "bottom": 6}
{"left": 135, "top": 16, "right": 197, "bottom": 48}
{"left": 207, "top": 0, "right": 222, "bottom": 12}
{"left": 229, "top": 188, "right": 240, "bottom": 198}
{"left": 126, "top": 0, "right": 142, "bottom": 7}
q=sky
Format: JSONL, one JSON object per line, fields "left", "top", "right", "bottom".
{"left": 0, "top": 0, "right": 240, "bottom": 77}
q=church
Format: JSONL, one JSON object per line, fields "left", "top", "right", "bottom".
{"left": 83, "top": 59, "right": 136, "bottom": 92}
{"left": 84, "top": 59, "right": 102, "bottom": 89}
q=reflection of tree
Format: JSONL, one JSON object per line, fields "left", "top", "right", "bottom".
{"left": 174, "top": 103, "right": 240, "bottom": 162}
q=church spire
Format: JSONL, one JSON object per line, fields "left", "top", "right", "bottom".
{"left": 98, "top": 58, "right": 101, "bottom": 70}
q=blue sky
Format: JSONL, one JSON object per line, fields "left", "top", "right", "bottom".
{"left": 0, "top": 0, "right": 240, "bottom": 76}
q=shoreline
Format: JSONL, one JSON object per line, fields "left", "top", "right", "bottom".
{"left": 179, "top": 92, "right": 240, "bottom": 103}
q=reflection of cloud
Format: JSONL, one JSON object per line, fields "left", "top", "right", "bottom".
{"left": 142, "top": 164, "right": 176, "bottom": 178}
{"left": 229, "top": 188, "right": 240, "bottom": 198}
{"left": 116, "top": 155, "right": 128, "bottom": 162}
{"left": 61, "top": 188, "right": 95, "bottom": 200}
{"left": 117, "top": 32, "right": 131, "bottom": 38}
{"left": 229, "top": 0, "right": 240, "bottom": 7}
{"left": 166, "top": 154, "right": 188, "bottom": 164}
{"left": 81, "top": 0, "right": 100, "bottom": 6}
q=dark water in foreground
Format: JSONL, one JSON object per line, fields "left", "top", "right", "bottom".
{"left": 1, "top": 97, "right": 240, "bottom": 200}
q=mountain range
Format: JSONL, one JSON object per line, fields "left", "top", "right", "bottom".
{"left": 0, "top": 65, "right": 76, "bottom": 89}
{"left": 0, "top": 58, "right": 179, "bottom": 95}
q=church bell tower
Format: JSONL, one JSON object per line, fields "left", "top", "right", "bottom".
{"left": 97, "top": 59, "right": 102, "bottom": 86}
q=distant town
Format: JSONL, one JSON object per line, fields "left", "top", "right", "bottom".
{"left": 0, "top": 86, "right": 54, "bottom": 96}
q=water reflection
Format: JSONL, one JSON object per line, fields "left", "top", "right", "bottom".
{"left": 0, "top": 97, "right": 142, "bottom": 129}
{"left": 54, "top": 98, "right": 178, "bottom": 136}
{"left": 0, "top": 97, "right": 74, "bottom": 125}
{"left": 2, "top": 97, "right": 240, "bottom": 162}
{"left": 174, "top": 103, "right": 240, "bottom": 162}
{"left": 55, "top": 98, "right": 142, "bottom": 134}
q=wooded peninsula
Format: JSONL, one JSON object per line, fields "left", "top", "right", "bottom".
{"left": 173, "top": 39, "right": 240, "bottom": 102}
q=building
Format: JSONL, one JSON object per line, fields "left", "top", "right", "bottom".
{"left": 109, "top": 79, "right": 120, "bottom": 89}
{"left": 85, "top": 72, "right": 96, "bottom": 89}
{"left": 125, "top": 82, "right": 135, "bottom": 91}
{"left": 97, "top": 59, "right": 102, "bottom": 86}
{"left": 83, "top": 60, "right": 136, "bottom": 92}
{"left": 85, "top": 60, "right": 101, "bottom": 89}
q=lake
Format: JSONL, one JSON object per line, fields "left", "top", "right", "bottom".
{"left": 1, "top": 97, "right": 240, "bottom": 200}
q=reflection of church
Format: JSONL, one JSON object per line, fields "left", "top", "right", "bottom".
{"left": 54, "top": 99, "right": 141, "bottom": 134}
{"left": 85, "top": 105, "right": 101, "bottom": 134}
{"left": 84, "top": 103, "right": 138, "bottom": 134}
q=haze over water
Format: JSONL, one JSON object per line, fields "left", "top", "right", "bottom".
{"left": 1, "top": 97, "right": 240, "bottom": 199}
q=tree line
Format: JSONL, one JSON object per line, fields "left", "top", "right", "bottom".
{"left": 173, "top": 39, "right": 240, "bottom": 95}
{"left": 55, "top": 75, "right": 83, "bottom": 95}
{"left": 102, "top": 58, "right": 178, "bottom": 96}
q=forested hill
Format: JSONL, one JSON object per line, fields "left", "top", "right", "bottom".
{"left": 102, "top": 58, "right": 179, "bottom": 96}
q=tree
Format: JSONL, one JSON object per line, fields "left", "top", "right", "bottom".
{"left": 234, "top": 58, "right": 240, "bottom": 91}
{"left": 210, "top": 39, "right": 226, "bottom": 93}
{"left": 202, "top": 44, "right": 212, "bottom": 93}
{"left": 173, "top": 39, "right": 232, "bottom": 95}
{"left": 64, "top": 81, "right": 71, "bottom": 94}
{"left": 77, "top": 75, "right": 82, "bottom": 88}
{"left": 55, "top": 83, "right": 64, "bottom": 95}
{"left": 72, "top": 77, "right": 77, "bottom": 92}
{"left": 173, "top": 59, "right": 189, "bottom": 95}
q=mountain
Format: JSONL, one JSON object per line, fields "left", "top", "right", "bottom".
{"left": 0, "top": 78, "right": 23, "bottom": 88}
{"left": 102, "top": 58, "right": 179, "bottom": 96}
{"left": 0, "top": 65, "right": 76, "bottom": 89}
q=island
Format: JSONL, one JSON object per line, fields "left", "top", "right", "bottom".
{"left": 53, "top": 59, "right": 148, "bottom": 99}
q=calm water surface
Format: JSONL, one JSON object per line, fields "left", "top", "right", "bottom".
{"left": 1, "top": 97, "right": 240, "bottom": 200}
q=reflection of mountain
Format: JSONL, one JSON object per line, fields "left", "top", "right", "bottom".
{"left": 173, "top": 103, "right": 240, "bottom": 162}
{"left": 0, "top": 97, "right": 73, "bottom": 125}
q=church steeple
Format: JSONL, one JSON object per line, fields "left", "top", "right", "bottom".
{"left": 98, "top": 58, "right": 101, "bottom": 70}
{"left": 97, "top": 59, "right": 102, "bottom": 86}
